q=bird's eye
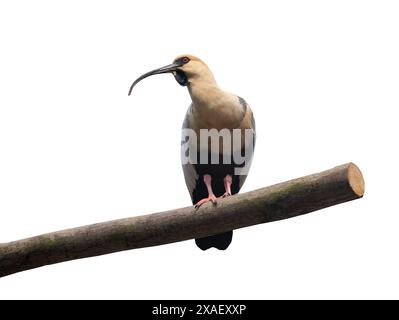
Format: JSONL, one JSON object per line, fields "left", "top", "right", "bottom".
{"left": 182, "top": 57, "right": 190, "bottom": 64}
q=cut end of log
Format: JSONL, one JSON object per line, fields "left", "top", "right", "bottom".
{"left": 347, "top": 163, "right": 365, "bottom": 197}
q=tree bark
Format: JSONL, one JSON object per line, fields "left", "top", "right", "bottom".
{"left": 0, "top": 163, "right": 364, "bottom": 278}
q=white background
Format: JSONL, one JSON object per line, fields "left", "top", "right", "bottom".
{"left": 0, "top": 0, "right": 398, "bottom": 299}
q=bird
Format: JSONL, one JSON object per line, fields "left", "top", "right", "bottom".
{"left": 128, "top": 54, "right": 255, "bottom": 250}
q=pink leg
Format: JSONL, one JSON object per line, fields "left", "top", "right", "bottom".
{"left": 220, "top": 174, "right": 232, "bottom": 198}
{"left": 194, "top": 174, "right": 217, "bottom": 208}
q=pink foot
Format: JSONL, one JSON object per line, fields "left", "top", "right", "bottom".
{"left": 218, "top": 175, "right": 233, "bottom": 199}
{"left": 218, "top": 192, "right": 231, "bottom": 199}
{"left": 194, "top": 194, "right": 217, "bottom": 209}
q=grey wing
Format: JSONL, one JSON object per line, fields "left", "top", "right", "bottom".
{"left": 237, "top": 103, "right": 256, "bottom": 190}
{"left": 181, "top": 105, "right": 199, "bottom": 202}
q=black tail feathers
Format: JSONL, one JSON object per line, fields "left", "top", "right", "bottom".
{"left": 195, "top": 231, "right": 233, "bottom": 250}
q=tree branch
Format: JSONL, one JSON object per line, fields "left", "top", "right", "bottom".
{"left": 0, "top": 163, "right": 364, "bottom": 278}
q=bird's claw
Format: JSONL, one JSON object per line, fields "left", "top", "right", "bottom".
{"left": 194, "top": 195, "right": 217, "bottom": 209}
{"left": 221, "top": 192, "right": 231, "bottom": 198}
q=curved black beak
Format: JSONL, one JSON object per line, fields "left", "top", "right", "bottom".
{"left": 128, "top": 62, "right": 183, "bottom": 96}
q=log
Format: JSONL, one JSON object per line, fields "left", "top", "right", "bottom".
{"left": 0, "top": 163, "right": 364, "bottom": 278}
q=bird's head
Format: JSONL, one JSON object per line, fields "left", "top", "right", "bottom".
{"left": 128, "top": 54, "right": 216, "bottom": 95}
